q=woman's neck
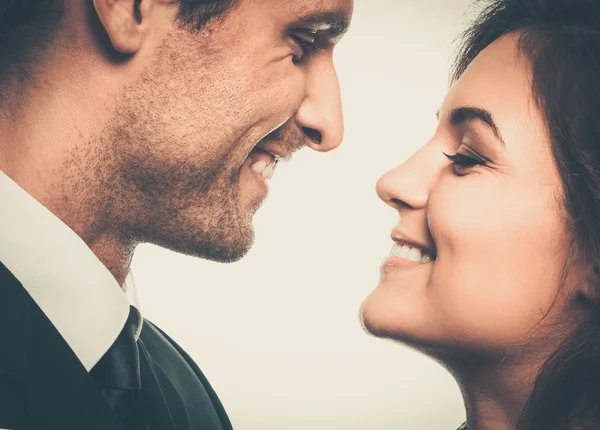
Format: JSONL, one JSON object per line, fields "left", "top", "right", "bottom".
{"left": 451, "top": 357, "right": 540, "bottom": 430}
{"left": 462, "top": 391, "right": 523, "bottom": 430}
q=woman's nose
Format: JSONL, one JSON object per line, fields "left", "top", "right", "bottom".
{"left": 376, "top": 148, "right": 433, "bottom": 211}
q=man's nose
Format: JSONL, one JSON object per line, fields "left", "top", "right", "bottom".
{"left": 295, "top": 56, "right": 344, "bottom": 152}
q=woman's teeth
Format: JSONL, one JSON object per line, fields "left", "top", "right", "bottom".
{"left": 250, "top": 160, "right": 276, "bottom": 180}
{"left": 390, "top": 243, "right": 433, "bottom": 264}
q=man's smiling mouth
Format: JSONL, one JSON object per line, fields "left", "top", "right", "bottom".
{"left": 245, "top": 147, "right": 279, "bottom": 180}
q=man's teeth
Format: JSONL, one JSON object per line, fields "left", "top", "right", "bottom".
{"left": 250, "top": 160, "right": 276, "bottom": 180}
{"left": 390, "top": 243, "right": 433, "bottom": 264}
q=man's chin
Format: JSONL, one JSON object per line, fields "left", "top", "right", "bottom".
{"left": 165, "top": 225, "right": 255, "bottom": 264}
{"left": 203, "top": 243, "right": 252, "bottom": 263}
{"left": 141, "top": 199, "right": 258, "bottom": 263}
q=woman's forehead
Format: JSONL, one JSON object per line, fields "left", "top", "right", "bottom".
{"left": 441, "top": 34, "right": 531, "bottom": 117}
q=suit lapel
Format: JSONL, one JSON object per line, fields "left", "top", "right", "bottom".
{"left": 149, "top": 322, "right": 234, "bottom": 430}
{"left": 0, "top": 261, "right": 125, "bottom": 430}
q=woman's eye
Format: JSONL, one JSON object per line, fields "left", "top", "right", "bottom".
{"left": 443, "top": 151, "right": 487, "bottom": 175}
{"left": 290, "top": 34, "right": 317, "bottom": 64}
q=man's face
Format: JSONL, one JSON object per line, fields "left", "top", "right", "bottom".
{"left": 101, "top": 0, "right": 353, "bottom": 262}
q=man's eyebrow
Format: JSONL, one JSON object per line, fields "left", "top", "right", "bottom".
{"left": 438, "top": 106, "right": 505, "bottom": 146}
{"left": 288, "top": 11, "right": 351, "bottom": 40}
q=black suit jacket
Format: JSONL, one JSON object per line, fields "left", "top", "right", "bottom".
{"left": 0, "top": 261, "right": 233, "bottom": 430}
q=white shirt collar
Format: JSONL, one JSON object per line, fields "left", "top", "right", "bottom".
{"left": 0, "top": 170, "right": 141, "bottom": 371}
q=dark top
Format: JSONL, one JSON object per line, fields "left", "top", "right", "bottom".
{"left": 0, "top": 260, "right": 233, "bottom": 430}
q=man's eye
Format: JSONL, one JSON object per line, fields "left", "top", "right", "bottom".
{"left": 290, "top": 34, "right": 317, "bottom": 64}
{"left": 442, "top": 151, "right": 487, "bottom": 175}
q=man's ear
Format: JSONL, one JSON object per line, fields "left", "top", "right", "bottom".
{"left": 92, "top": 0, "right": 153, "bottom": 55}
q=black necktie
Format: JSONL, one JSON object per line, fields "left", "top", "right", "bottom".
{"left": 90, "top": 306, "right": 229, "bottom": 430}
{"left": 90, "top": 305, "right": 147, "bottom": 430}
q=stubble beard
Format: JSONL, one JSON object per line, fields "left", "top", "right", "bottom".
{"left": 82, "top": 28, "right": 267, "bottom": 264}
{"left": 112, "top": 141, "right": 257, "bottom": 262}
{"left": 92, "top": 104, "right": 258, "bottom": 265}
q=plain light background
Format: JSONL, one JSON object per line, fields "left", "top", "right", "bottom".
{"left": 133, "top": 1, "right": 475, "bottom": 429}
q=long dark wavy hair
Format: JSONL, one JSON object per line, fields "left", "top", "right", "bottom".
{"left": 452, "top": 0, "right": 600, "bottom": 428}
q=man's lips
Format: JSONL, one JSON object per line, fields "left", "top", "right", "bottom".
{"left": 255, "top": 142, "right": 293, "bottom": 162}
{"left": 246, "top": 147, "right": 278, "bottom": 180}
{"left": 243, "top": 139, "right": 300, "bottom": 181}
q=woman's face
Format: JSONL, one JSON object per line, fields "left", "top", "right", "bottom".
{"left": 361, "top": 34, "right": 585, "bottom": 360}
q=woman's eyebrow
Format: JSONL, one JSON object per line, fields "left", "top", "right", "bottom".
{"left": 448, "top": 106, "right": 506, "bottom": 146}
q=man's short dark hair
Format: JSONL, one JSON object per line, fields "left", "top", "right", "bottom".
{"left": 0, "top": 0, "right": 236, "bottom": 101}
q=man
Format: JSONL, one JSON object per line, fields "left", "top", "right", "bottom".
{"left": 0, "top": 0, "right": 353, "bottom": 429}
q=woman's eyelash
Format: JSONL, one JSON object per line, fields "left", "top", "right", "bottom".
{"left": 442, "top": 152, "right": 487, "bottom": 170}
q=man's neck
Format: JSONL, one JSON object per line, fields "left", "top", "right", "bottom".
{"left": 0, "top": 90, "right": 133, "bottom": 287}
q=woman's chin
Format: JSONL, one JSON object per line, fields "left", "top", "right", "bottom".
{"left": 360, "top": 286, "right": 421, "bottom": 341}
{"left": 360, "top": 286, "right": 459, "bottom": 357}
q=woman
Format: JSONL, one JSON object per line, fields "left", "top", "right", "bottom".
{"left": 361, "top": 0, "right": 600, "bottom": 429}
